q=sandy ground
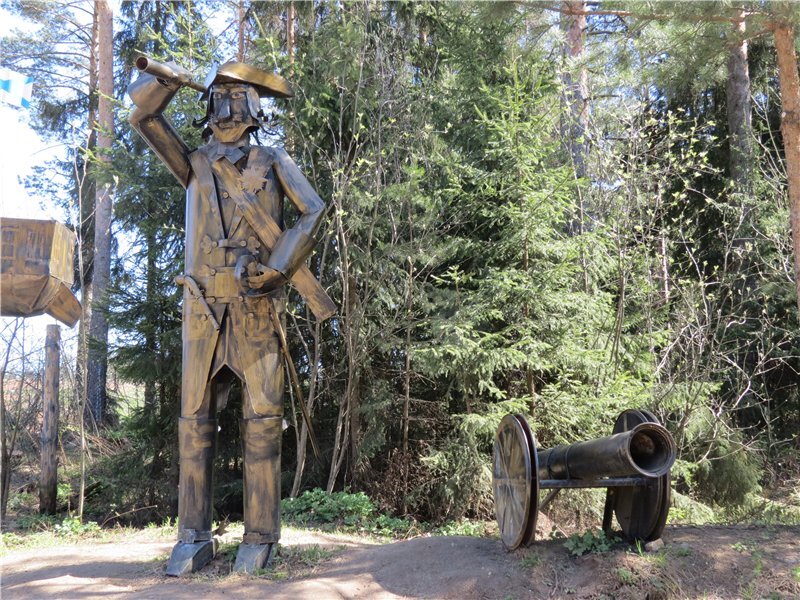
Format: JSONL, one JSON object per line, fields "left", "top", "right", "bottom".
{"left": 2, "top": 524, "right": 799, "bottom": 599}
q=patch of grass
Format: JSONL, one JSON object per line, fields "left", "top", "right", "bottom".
{"left": 1, "top": 516, "right": 107, "bottom": 556}
{"left": 617, "top": 566, "right": 637, "bottom": 585}
{"left": 148, "top": 552, "right": 170, "bottom": 563}
{"left": 670, "top": 544, "right": 692, "bottom": 558}
{"left": 792, "top": 566, "right": 800, "bottom": 583}
{"left": 53, "top": 517, "right": 101, "bottom": 537}
{"left": 750, "top": 549, "right": 764, "bottom": 577}
{"left": 731, "top": 541, "right": 750, "bottom": 553}
{"left": 280, "top": 544, "right": 338, "bottom": 566}
{"left": 518, "top": 552, "right": 540, "bottom": 569}
{"left": 250, "top": 544, "right": 341, "bottom": 580}
{"left": 432, "top": 519, "right": 487, "bottom": 537}
{"left": 563, "top": 529, "right": 618, "bottom": 557}
{"left": 216, "top": 541, "right": 239, "bottom": 563}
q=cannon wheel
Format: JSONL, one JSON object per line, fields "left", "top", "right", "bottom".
{"left": 493, "top": 414, "right": 539, "bottom": 550}
{"left": 603, "top": 409, "right": 671, "bottom": 542}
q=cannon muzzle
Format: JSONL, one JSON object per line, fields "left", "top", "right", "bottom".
{"left": 135, "top": 56, "right": 206, "bottom": 93}
{"left": 537, "top": 421, "right": 676, "bottom": 482}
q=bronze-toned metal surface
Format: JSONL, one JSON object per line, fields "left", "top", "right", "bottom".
{"left": 206, "top": 61, "right": 293, "bottom": 99}
{"left": 135, "top": 56, "right": 206, "bottom": 92}
{"left": 492, "top": 414, "right": 537, "bottom": 550}
{"left": 0, "top": 218, "right": 81, "bottom": 327}
{"left": 493, "top": 409, "right": 675, "bottom": 554}
{"left": 603, "top": 409, "right": 672, "bottom": 542}
{"left": 128, "top": 58, "right": 335, "bottom": 575}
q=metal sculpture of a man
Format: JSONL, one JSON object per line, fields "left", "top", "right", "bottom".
{"left": 127, "top": 58, "right": 334, "bottom": 576}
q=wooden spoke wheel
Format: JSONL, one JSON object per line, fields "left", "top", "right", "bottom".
{"left": 493, "top": 414, "right": 539, "bottom": 550}
{"left": 603, "top": 409, "right": 671, "bottom": 542}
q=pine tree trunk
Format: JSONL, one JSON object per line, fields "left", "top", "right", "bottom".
{"left": 727, "top": 13, "right": 753, "bottom": 203}
{"left": 287, "top": 1, "right": 296, "bottom": 65}
{"left": 561, "top": 0, "right": 589, "bottom": 181}
{"left": 86, "top": 0, "right": 114, "bottom": 424}
{"left": 237, "top": 0, "right": 246, "bottom": 61}
{"left": 773, "top": 22, "right": 800, "bottom": 314}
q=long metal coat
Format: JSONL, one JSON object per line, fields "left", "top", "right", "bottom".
{"left": 128, "top": 74, "right": 325, "bottom": 417}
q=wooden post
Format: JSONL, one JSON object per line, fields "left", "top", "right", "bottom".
{"left": 39, "top": 324, "right": 60, "bottom": 514}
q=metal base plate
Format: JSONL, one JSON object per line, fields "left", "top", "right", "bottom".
{"left": 603, "top": 409, "right": 671, "bottom": 542}
{"left": 165, "top": 539, "right": 217, "bottom": 576}
{"left": 234, "top": 543, "right": 275, "bottom": 574}
{"left": 493, "top": 414, "right": 539, "bottom": 550}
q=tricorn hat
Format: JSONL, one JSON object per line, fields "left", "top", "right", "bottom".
{"left": 202, "top": 61, "right": 293, "bottom": 99}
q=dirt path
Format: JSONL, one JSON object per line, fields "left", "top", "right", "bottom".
{"left": 2, "top": 525, "right": 799, "bottom": 599}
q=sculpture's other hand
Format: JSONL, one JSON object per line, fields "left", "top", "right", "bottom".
{"left": 246, "top": 266, "right": 287, "bottom": 294}
{"left": 235, "top": 254, "right": 287, "bottom": 295}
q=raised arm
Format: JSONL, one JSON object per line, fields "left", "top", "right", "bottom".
{"left": 127, "top": 71, "right": 192, "bottom": 189}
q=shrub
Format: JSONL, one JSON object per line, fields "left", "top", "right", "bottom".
{"left": 563, "top": 529, "right": 618, "bottom": 557}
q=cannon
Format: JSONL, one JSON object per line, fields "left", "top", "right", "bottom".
{"left": 492, "top": 409, "right": 675, "bottom": 550}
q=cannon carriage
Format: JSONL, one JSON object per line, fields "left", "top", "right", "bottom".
{"left": 493, "top": 409, "right": 676, "bottom": 549}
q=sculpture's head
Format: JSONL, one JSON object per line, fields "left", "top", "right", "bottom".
{"left": 197, "top": 62, "right": 293, "bottom": 143}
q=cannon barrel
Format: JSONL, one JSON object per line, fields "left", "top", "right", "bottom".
{"left": 537, "top": 422, "right": 676, "bottom": 481}
{"left": 135, "top": 56, "right": 206, "bottom": 93}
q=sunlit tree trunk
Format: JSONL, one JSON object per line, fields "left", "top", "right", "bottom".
{"left": 773, "top": 21, "right": 800, "bottom": 314}
{"left": 726, "top": 12, "right": 753, "bottom": 205}
{"left": 86, "top": 0, "right": 114, "bottom": 424}
{"left": 561, "top": 0, "right": 589, "bottom": 181}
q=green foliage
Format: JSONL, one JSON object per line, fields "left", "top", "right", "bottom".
{"left": 13, "top": 514, "right": 102, "bottom": 538}
{"left": 432, "top": 519, "right": 488, "bottom": 538}
{"left": 519, "top": 553, "right": 541, "bottom": 569}
{"left": 563, "top": 529, "right": 619, "bottom": 557}
{"left": 15, "top": 514, "right": 59, "bottom": 532}
{"left": 282, "top": 489, "right": 374, "bottom": 526}
{"left": 53, "top": 517, "right": 101, "bottom": 537}
{"left": 668, "top": 491, "right": 716, "bottom": 525}
{"left": 694, "top": 439, "right": 762, "bottom": 507}
{"left": 679, "top": 409, "right": 762, "bottom": 507}
{"left": 7, "top": 492, "right": 37, "bottom": 512}
{"left": 6, "top": 0, "right": 798, "bottom": 533}
{"left": 281, "top": 489, "right": 413, "bottom": 537}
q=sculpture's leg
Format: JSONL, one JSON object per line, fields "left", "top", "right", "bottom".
{"left": 234, "top": 416, "right": 282, "bottom": 574}
{"left": 166, "top": 417, "right": 218, "bottom": 576}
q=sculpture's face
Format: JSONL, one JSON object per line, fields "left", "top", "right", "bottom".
{"left": 208, "top": 83, "right": 259, "bottom": 143}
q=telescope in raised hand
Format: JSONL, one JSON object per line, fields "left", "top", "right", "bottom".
{"left": 135, "top": 56, "right": 206, "bottom": 93}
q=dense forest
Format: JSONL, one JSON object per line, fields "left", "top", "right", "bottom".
{"left": 1, "top": 0, "right": 799, "bottom": 531}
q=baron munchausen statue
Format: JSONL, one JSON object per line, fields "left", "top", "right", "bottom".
{"left": 127, "top": 58, "right": 335, "bottom": 576}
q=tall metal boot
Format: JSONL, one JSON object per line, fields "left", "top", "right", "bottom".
{"left": 234, "top": 416, "right": 282, "bottom": 573}
{"left": 166, "top": 417, "right": 218, "bottom": 576}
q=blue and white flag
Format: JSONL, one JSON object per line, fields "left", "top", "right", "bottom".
{"left": 0, "top": 67, "right": 34, "bottom": 109}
